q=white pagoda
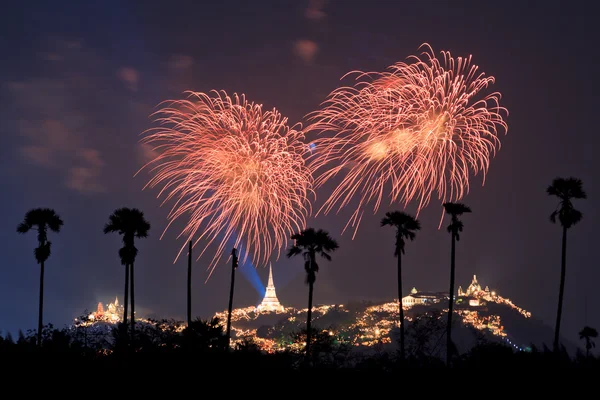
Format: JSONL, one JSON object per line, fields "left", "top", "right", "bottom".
{"left": 256, "top": 263, "right": 285, "bottom": 313}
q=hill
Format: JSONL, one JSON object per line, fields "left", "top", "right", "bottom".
{"left": 215, "top": 276, "right": 576, "bottom": 356}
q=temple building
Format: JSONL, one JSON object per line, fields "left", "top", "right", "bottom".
{"left": 88, "top": 297, "right": 123, "bottom": 323}
{"left": 255, "top": 264, "right": 285, "bottom": 313}
{"left": 402, "top": 287, "right": 447, "bottom": 308}
{"left": 458, "top": 275, "right": 491, "bottom": 298}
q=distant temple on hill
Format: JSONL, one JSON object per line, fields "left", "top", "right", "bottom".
{"left": 458, "top": 274, "right": 492, "bottom": 297}
{"left": 401, "top": 287, "right": 447, "bottom": 307}
{"left": 255, "top": 264, "right": 285, "bottom": 313}
{"left": 88, "top": 297, "right": 123, "bottom": 323}
{"left": 401, "top": 275, "right": 497, "bottom": 308}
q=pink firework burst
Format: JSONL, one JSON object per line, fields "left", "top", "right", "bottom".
{"left": 307, "top": 43, "right": 508, "bottom": 237}
{"left": 138, "top": 90, "right": 314, "bottom": 277}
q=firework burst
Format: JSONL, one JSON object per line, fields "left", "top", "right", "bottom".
{"left": 139, "top": 90, "right": 314, "bottom": 277}
{"left": 307, "top": 43, "right": 508, "bottom": 237}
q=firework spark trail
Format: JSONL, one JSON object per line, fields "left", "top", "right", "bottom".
{"left": 307, "top": 43, "right": 508, "bottom": 237}
{"left": 138, "top": 90, "right": 314, "bottom": 278}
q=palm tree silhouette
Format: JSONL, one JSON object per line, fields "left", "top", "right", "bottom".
{"left": 381, "top": 211, "right": 420, "bottom": 361}
{"left": 104, "top": 208, "right": 151, "bottom": 344}
{"left": 579, "top": 326, "right": 598, "bottom": 358}
{"left": 548, "top": 177, "right": 586, "bottom": 352}
{"left": 287, "top": 228, "right": 339, "bottom": 360}
{"left": 17, "top": 208, "right": 64, "bottom": 346}
{"left": 226, "top": 247, "right": 239, "bottom": 348}
{"left": 442, "top": 202, "right": 471, "bottom": 366}
{"left": 187, "top": 240, "right": 192, "bottom": 328}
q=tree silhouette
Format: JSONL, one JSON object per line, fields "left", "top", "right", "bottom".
{"left": 17, "top": 208, "right": 64, "bottom": 347}
{"left": 104, "top": 208, "right": 150, "bottom": 345}
{"left": 579, "top": 326, "right": 597, "bottom": 358}
{"left": 442, "top": 202, "right": 471, "bottom": 366}
{"left": 547, "top": 177, "right": 586, "bottom": 352}
{"left": 381, "top": 210, "right": 420, "bottom": 361}
{"left": 226, "top": 247, "right": 239, "bottom": 348}
{"left": 187, "top": 241, "right": 192, "bottom": 328}
{"left": 287, "top": 228, "right": 338, "bottom": 361}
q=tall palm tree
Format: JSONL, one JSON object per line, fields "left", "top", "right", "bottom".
{"left": 104, "top": 208, "right": 150, "bottom": 344}
{"left": 187, "top": 240, "right": 192, "bottom": 328}
{"left": 381, "top": 211, "right": 420, "bottom": 361}
{"left": 287, "top": 228, "right": 339, "bottom": 360}
{"left": 579, "top": 326, "right": 598, "bottom": 358}
{"left": 442, "top": 202, "right": 471, "bottom": 366}
{"left": 226, "top": 247, "right": 239, "bottom": 347}
{"left": 548, "top": 177, "right": 586, "bottom": 352}
{"left": 17, "top": 208, "right": 64, "bottom": 346}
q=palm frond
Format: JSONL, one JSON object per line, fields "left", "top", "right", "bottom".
{"left": 34, "top": 241, "right": 52, "bottom": 264}
{"left": 288, "top": 227, "right": 337, "bottom": 285}
{"left": 287, "top": 246, "right": 302, "bottom": 258}
{"left": 16, "top": 222, "right": 30, "bottom": 234}
{"left": 104, "top": 207, "right": 151, "bottom": 239}
{"left": 548, "top": 177, "right": 586, "bottom": 228}
{"left": 549, "top": 210, "right": 558, "bottom": 224}
{"left": 443, "top": 202, "right": 472, "bottom": 215}
{"left": 560, "top": 208, "right": 583, "bottom": 228}
{"left": 548, "top": 177, "right": 587, "bottom": 200}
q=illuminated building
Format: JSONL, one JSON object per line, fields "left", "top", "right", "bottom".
{"left": 457, "top": 275, "right": 531, "bottom": 318}
{"left": 87, "top": 297, "right": 123, "bottom": 324}
{"left": 255, "top": 264, "right": 285, "bottom": 313}
{"left": 469, "top": 298, "right": 480, "bottom": 307}
{"left": 402, "top": 287, "right": 447, "bottom": 307}
{"left": 212, "top": 271, "right": 532, "bottom": 353}
{"left": 458, "top": 274, "right": 483, "bottom": 297}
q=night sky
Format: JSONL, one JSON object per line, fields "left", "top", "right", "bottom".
{"left": 1, "top": 0, "right": 598, "bottom": 347}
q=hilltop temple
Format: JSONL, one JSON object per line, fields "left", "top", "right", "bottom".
{"left": 255, "top": 264, "right": 285, "bottom": 313}
{"left": 402, "top": 287, "right": 447, "bottom": 307}
{"left": 458, "top": 275, "right": 492, "bottom": 297}
{"left": 88, "top": 297, "right": 123, "bottom": 323}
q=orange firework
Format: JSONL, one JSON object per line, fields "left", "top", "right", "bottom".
{"left": 139, "top": 91, "right": 313, "bottom": 277}
{"left": 307, "top": 43, "right": 508, "bottom": 237}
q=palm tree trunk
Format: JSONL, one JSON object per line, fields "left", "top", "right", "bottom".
{"left": 130, "top": 262, "right": 135, "bottom": 344}
{"left": 306, "top": 279, "right": 314, "bottom": 360}
{"left": 187, "top": 241, "right": 192, "bottom": 327}
{"left": 123, "top": 263, "right": 129, "bottom": 325}
{"left": 446, "top": 232, "right": 456, "bottom": 366}
{"left": 553, "top": 226, "right": 568, "bottom": 353}
{"left": 397, "top": 251, "right": 405, "bottom": 361}
{"left": 37, "top": 259, "right": 45, "bottom": 347}
{"left": 586, "top": 340, "right": 590, "bottom": 358}
{"left": 226, "top": 255, "right": 236, "bottom": 348}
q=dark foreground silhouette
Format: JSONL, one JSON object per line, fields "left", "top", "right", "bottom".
{"left": 1, "top": 318, "right": 598, "bottom": 370}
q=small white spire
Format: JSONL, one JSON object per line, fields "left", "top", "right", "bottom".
{"left": 256, "top": 262, "right": 284, "bottom": 313}
{"left": 267, "top": 263, "right": 275, "bottom": 288}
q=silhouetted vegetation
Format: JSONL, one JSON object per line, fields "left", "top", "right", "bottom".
{"left": 17, "top": 208, "right": 64, "bottom": 346}
{"left": 442, "top": 202, "right": 471, "bottom": 366}
{"left": 579, "top": 326, "right": 597, "bottom": 359}
{"left": 287, "top": 228, "right": 339, "bottom": 361}
{"left": 226, "top": 248, "right": 239, "bottom": 347}
{"left": 187, "top": 241, "right": 192, "bottom": 328}
{"left": 5, "top": 175, "right": 592, "bottom": 369}
{"left": 381, "top": 210, "right": 420, "bottom": 361}
{"left": 104, "top": 207, "right": 151, "bottom": 345}
{"left": 547, "top": 177, "right": 586, "bottom": 352}
{"left": 1, "top": 317, "right": 597, "bottom": 370}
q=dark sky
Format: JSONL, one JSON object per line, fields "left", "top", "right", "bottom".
{"left": 1, "top": 0, "right": 598, "bottom": 347}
